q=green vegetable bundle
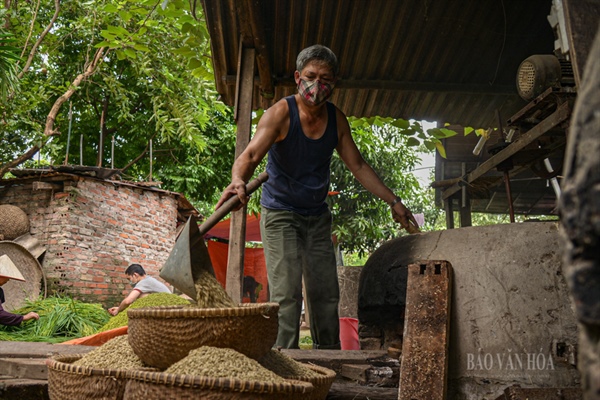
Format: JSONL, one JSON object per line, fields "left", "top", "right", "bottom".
{"left": 0, "top": 296, "right": 110, "bottom": 343}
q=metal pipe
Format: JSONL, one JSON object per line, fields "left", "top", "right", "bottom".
{"left": 111, "top": 136, "right": 115, "bottom": 169}
{"left": 64, "top": 101, "right": 72, "bottom": 165}
{"left": 98, "top": 119, "right": 103, "bottom": 167}
{"left": 80, "top": 135, "right": 83, "bottom": 165}
{"left": 503, "top": 171, "right": 516, "bottom": 223}
{"left": 149, "top": 139, "right": 153, "bottom": 181}
{"left": 544, "top": 158, "right": 561, "bottom": 199}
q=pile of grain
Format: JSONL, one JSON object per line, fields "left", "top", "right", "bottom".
{"left": 259, "top": 349, "right": 320, "bottom": 378}
{"left": 73, "top": 335, "right": 148, "bottom": 370}
{"left": 195, "top": 270, "right": 236, "bottom": 308}
{"left": 98, "top": 293, "right": 191, "bottom": 332}
{"left": 165, "top": 346, "right": 286, "bottom": 383}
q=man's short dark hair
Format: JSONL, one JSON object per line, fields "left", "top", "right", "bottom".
{"left": 296, "top": 44, "right": 338, "bottom": 76}
{"left": 125, "top": 264, "right": 146, "bottom": 276}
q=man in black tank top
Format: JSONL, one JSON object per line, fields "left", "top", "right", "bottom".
{"left": 217, "top": 45, "right": 418, "bottom": 349}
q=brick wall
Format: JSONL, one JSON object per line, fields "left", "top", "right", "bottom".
{"left": 0, "top": 176, "right": 179, "bottom": 307}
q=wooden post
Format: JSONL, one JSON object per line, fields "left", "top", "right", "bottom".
{"left": 444, "top": 198, "right": 454, "bottom": 229}
{"left": 226, "top": 43, "right": 256, "bottom": 302}
{"left": 398, "top": 260, "right": 452, "bottom": 400}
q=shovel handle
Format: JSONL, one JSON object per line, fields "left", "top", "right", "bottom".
{"left": 198, "top": 171, "right": 269, "bottom": 235}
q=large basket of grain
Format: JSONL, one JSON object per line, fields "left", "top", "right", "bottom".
{"left": 127, "top": 302, "right": 279, "bottom": 369}
{"left": 46, "top": 355, "right": 134, "bottom": 400}
{"left": 47, "top": 336, "right": 157, "bottom": 400}
{"left": 124, "top": 372, "right": 313, "bottom": 400}
{"left": 259, "top": 349, "right": 336, "bottom": 400}
{"left": 123, "top": 346, "right": 314, "bottom": 400}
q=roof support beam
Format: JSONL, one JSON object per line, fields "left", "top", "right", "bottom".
{"left": 245, "top": 0, "right": 274, "bottom": 100}
{"left": 442, "top": 101, "right": 571, "bottom": 201}
{"left": 223, "top": 75, "right": 515, "bottom": 95}
{"left": 236, "top": 0, "right": 274, "bottom": 101}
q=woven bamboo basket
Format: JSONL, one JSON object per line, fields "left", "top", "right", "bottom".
{"left": 46, "top": 354, "right": 132, "bottom": 400}
{"left": 282, "top": 364, "right": 336, "bottom": 400}
{"left": 0, "top": 204, "right": 29, "bottom": 240}
{"left": 123, "top": 370, "right": 314, "bottom": 400}
{"left": 127, "top": 303, "right": 279, "bottom": 369}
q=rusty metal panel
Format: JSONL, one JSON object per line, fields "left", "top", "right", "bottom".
{"left": 494, "top": 384, "right": 582, "bottom": 400}
{"left": 398, "top": 260, "right": 452, "bottom": 400}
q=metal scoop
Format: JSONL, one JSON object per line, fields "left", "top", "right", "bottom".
{"left": 159, "top": 172, "right": 268, "bottom": 299}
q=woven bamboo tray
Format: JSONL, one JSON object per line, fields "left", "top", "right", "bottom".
{"left": 123, "top": 370, "right": 314, "bottom": 400}
{"left": 127, "top": 303, "right": 279, "bottom": 369}
{"left": 283, "top": 363, "right": 336, "bottom": 400}
{"left": 46, "top": 354, "right": 136, "bottom": 400}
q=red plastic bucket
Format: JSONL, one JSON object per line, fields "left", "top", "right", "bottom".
{"left": 339, "top": 317, "right": 360, "bottom": 350}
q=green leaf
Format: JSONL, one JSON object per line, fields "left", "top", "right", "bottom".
{"left": 464, "top": 127, "right": 474, "bottom": 135}
{"left": 187, "top": 58, "right": 203, "bottom": 69}
{"left": 115, "top": 50, "right": 126, "bottom": 60}
{"left": 103, "top": 4, "right": 119, "bottom": 12}
{"left": 173, "top": 46, "right": 196, "bottom": 57}
{"left": 439, "top": 128, "right": 458, "bottom": 138}
{"left": 119, "top": 11, "right": 133, "bottom": 22}
{"left": 100, "top": 30, "right": 117, "bottom": 40}
{"left": 181, "top": 22, "right": 194, "bottom": 33}
{"left": 107, "top": 25, "right": 130, "bottom": 37}
{"left": 133, "top": 44, "right": 150, "bottom": 52}
{"left": 391, "top": 118, "right": 410, "bottom": 129}
{"left": 406, "top": 137, "right": 420, "bottom": 147}
{"left": 94, "top": 41, "right": 111, "bottom": 48}
{"left": 435, "top": 141, "right": 447, "bottom": 158}
{"left": 424, "top": 140, "right": 437, "bottom": 151}
{"left": 123, "top": 48, "right": 137, "bottom": 59}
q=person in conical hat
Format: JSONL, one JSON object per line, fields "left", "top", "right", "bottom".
{"left": 0, "top": 254, "right": 39, "bottom": 326}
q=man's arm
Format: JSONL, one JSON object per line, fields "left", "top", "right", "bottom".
{"left": 216, "top": 99, "right": 289, "bottom": 209}
{"left": 108, "top": 289, "right": 141, "bottom": 316}
{"left": 335, "top": 108, "right": 419, "bottom": 230}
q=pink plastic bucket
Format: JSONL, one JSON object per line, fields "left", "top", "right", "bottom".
{"left": 339, "top": 317, "right": 360, "bottom": 350}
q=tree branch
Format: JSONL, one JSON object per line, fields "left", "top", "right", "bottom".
{"left": 1, "top": 47, "right": 107, "bottom": 178}
{"left": 19, "top": 0, "right": 41, "bottom": 61}
{"left": 44, "top": 47, "right": 106, "bottom": 137}
{"left": 17, "top": 0, "right": 60, "bottom": 78}
{"left": 0, "top": 143, "right": 43, "bottom": 178}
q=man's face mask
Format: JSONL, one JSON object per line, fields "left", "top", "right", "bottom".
{"left": 128, "top": 274, "right": 139, "bottom": 287}
{"left": 298, "top": 78, "right": 334, "bottom": 106}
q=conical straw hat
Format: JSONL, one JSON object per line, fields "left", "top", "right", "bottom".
{"left": 0, "top": 254, "right": 26, "bottom": 281}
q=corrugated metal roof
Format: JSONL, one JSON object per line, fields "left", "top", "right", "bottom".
{"left": 202, "top": 0, "right": 555, "bottom": 128}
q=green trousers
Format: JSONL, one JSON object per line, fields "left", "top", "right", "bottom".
{"left": 260, "top": 206, "right": 341, "bottom": 349}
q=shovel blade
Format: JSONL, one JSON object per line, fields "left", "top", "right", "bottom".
{"left": 160, "top": 215, "right": 215, "bottom": 300}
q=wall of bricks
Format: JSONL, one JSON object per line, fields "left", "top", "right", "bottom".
{"left": 0, "top": 176, "right": 179, "bottom": 307}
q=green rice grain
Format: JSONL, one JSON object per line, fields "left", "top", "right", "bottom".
{"left": 165, "top": 346, "right": 287, "bottom": 383}
{"left": 259, "top": 349, "right": 320, "bottom": 378}
{"left": 73, "top": 335, "right": 148, "bottom": 370}
{"left": 98, "top": 293, "right": 191, "bottom": 332}
{"left": 195, "top": 270, "right": 236, "bottom": 308}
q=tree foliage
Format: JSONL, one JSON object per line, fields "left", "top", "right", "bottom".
{"left": 0, "top": 27, "right": 20, "bottom": 99}
{"left": 329, "top": 120, "right": 423, "bottom": 255}
{"left": 0, "top": 0, "right": 239, "bottom": 211}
